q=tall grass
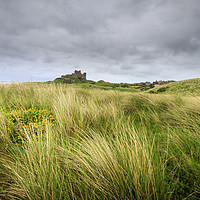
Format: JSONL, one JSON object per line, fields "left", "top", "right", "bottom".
{"left": 0, "top": 83, "right": 200, "bottom": 199}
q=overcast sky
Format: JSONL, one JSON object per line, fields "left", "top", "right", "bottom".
{"left": 0, "top": 0, "right": 200, "bottom": 83}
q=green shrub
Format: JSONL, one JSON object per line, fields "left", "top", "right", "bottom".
{"left": 157, "top": 87, "right": 168, "bottom": 93}
{"left": 53, "top": 78, "right": 65, "bottom": 84}
{"left": 97, "top": 80, "right": 105, "bottom": 83}
{"left": 120, "top": 83, "right": 129, "bottom": 88}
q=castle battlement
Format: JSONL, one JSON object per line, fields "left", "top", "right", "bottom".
{"left": 61, "top": 70, "right": 86, "bottom": 81}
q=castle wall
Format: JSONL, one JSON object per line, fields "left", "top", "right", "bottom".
{"left": 61, "top": 70, "right": 86, "bottom": 81}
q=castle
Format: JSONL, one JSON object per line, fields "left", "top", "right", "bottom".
{"left": 61, "top": 70, "right": 86, "bottom": 81}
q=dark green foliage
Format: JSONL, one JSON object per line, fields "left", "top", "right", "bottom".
{"left": 157, "top": 87, "right": 169, "bottom": 93}
{"left": 53, "top": 78, "right": 65, "bottom": 84}
{"left": 120, "top": 83, "right": 129, "bottom": 88}
{"left": 97, "top": 80, "right": 105, "bottom": 83}
{"left": 111, "top": 83, "right": 120, "bottom": 88}
{"left": 83, "top": 80, "right": 96, "bottom": 84}
{"left": 73, "top": 77, "right": 82, "bottom": 83}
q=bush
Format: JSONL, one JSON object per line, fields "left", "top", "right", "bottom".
{"left": 5, "top": 108, "right": 55, "bottom": 144}
{"left": 157, "top": 86, "right": 168, "bottom": 93}
{"left": 111, "top": 83, "right": 120, "bottom": 88}
{"left": 120, "top": 83, "right": 129, "bottom": 88}
{"left": 53, "top": 78, "right": 65, "bottom": 84}
{"left": 97, "top": 80, "right": 105, "bottom": 83}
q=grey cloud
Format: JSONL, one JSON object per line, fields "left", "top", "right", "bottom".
{"left": 0, "top": 0, "right": 200, "bottom": 82}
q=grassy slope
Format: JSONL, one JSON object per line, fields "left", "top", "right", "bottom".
{"left": 53, "top": 82, "right": 140, "bottom": 93}
{"left": 51, "top": 78, "right": 140, "bottom": 93}
{"left": 148, "top": 78, "right": 200, "bottom": 95}
{"left": 0, "top": 83, "right": 200, "bottom": 199}
{"left": 77, "top": 83, "right": 140, "bottom": 93}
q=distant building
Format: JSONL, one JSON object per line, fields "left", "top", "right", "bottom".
{"left": 153, "top": 80, "right": 173, "bottom": 86}
{"left": 153, "top": 80, "right": 160, "bottom": 87}
{"left": 101, "top": 82, "right": 110, "bottom": 84}
{"left": 61, "top": 70, "right": 86, "bottom": 81}
{"left": 160, "top": 80, "right": 173, "bottom": 85}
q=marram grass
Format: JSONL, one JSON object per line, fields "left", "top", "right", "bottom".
{"left": 148, "top": 78, "right": 200, "bottom": 95}
{"left": 0, "top": 83, "right": 200, "bottom": 199}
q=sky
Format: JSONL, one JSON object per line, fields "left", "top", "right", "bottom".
{"left": 0, "top": 0, "right": 200, "bottom": 83}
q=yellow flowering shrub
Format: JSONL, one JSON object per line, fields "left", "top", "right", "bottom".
{"left": 6, "top": 108, "right": 55, "bottom": 143}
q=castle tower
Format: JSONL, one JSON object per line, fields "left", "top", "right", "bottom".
{"left": 61, "top": 70, "right": 86, "bottom": 81}
{"left": 83, "top": 73, "right": 86, "bottom": 81}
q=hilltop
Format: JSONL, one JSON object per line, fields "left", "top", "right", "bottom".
{"left": 51, "top": 71, "right": 200, "bottom": 95}
{"left": 148, "top": 78, "right": 200, "bottom": 95}
{"left": 52, "top": 70, "right": 140, "bottom": 92}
